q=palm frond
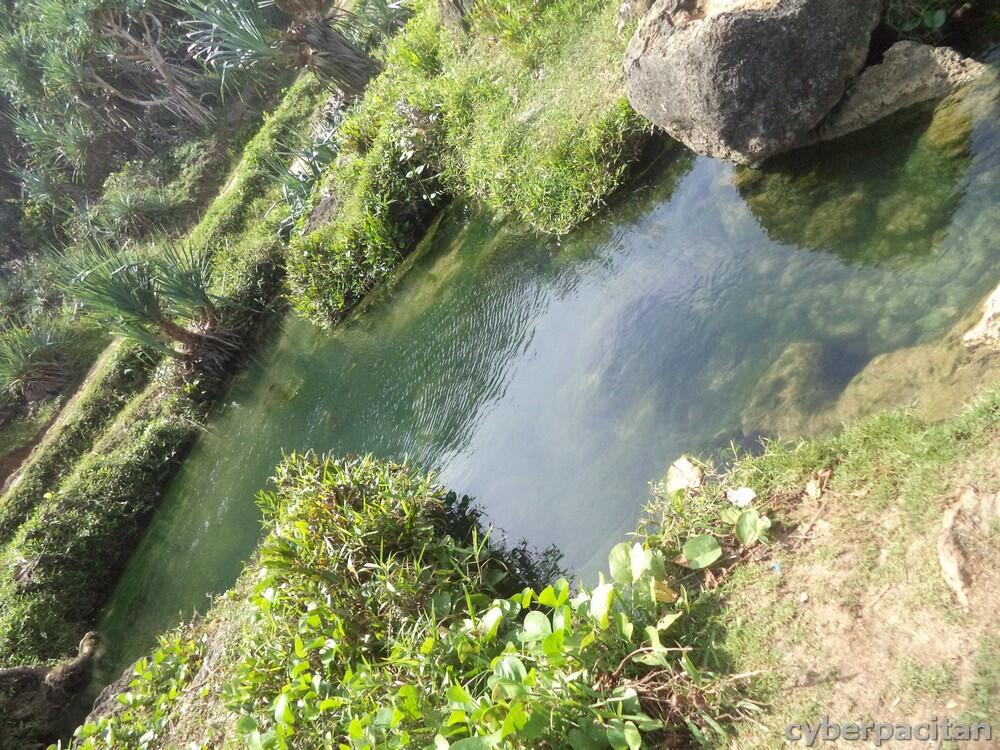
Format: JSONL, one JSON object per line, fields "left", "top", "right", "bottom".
{"left": 175, "top": 0, "right": 279, "bottom": 71}
{"left": 0, "top": 320, "right": 74, "bottom": 401}
{"left": 156, "top": 240, "right": 218, "bottom": 321}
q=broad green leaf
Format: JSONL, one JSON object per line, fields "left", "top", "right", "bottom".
{"left": 629, "top": 543, "right": 652, "bottom": 582}
{"left": 538, "top": 578, "right": 570, "bottom": 607}
{"left": 273, "top": 693, "right": 294, "bottom": 725}
{"left": 609, "top": 543, "right": 632, "bottom": 585}
{"left": 450, "top": 738, "right": 493, "bottom": 750}
{"left": 494, "top": 654, "right": 527, "bottom": 683}
{"left": 624, "top": 721, "right": 642, "bottom": 750}
{"left": 519, "top": 611, "right": 552, "bottom": 641}
{"left": 589, "top": 583, "right": 615, "bottom": 629}
{"left": 568, "top": 726, "right": 604, "bottom": 750}
{"left": 656, "top": 612, "right": 682, "bottom": 632}
{"left": 735, "top": 508, "right": 760, "bottom": 546}
{"left": 681, "top": 535, "right": 722, "bottom": 569}
{"left": 237, "top": 716, "right": 258, "bottom": 733}
{"left": 480, "top": 607, "right": 504, "bottom": 639}
{"left": 447, "top": 684, "right": 474, "bottom": 708}
{"left": 735, "top": 509, "right": 771, "bottom": 546}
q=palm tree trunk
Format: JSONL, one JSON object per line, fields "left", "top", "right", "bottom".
{"left": 157, "top": 319, "right": 202, "bottom": 350}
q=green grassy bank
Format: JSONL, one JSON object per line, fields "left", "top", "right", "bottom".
{"left": 0, "top": 74, "right": 330, "bottom": 667}
{"left": 61, "top": 387, "right": 1000, "bottom": 749}
{"left": 286, "top": 0, "right": 653, "bottom": 322}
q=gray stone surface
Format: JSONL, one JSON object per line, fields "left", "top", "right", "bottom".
{"left": 815, "top": 41, "right": 987, "bottom": 144}
{"left": 624, "top": 0, "right": 882, "bottom": 164}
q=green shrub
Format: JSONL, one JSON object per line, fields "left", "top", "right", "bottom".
{"left": 884, "top": 0, "right": 962, "bottom": 37}
{"left": 71, "top": 454, "right": 729, "bottom": 750}
{"left": 0, "top": 340, "right": 156, "bottom": 545}
{"left": 287, "top": 0, "right": 651, "bottom": 323}
{"left": 0, "top": 320, "right": 76, "bottom": 402}
{"left": 0, "top": 387, "right": 200, "bottom": 664}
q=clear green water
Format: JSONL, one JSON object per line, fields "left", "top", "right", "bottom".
{"left": 94, "top": 73, "right": 1000, "bottom": 686}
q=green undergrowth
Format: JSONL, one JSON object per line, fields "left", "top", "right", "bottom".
{"left": 81, "top": 80, "right": 291, "bottom": 245}
{"left": 0, "top": 400, "right": 60, "bottom": 463}
{"left": 189, "top": 74, "right": 328, "bottom": 255}
{"left": 0, "top": 340, "right": 156, "bottom": 546}
{"left": 68, "top": 454, "right": 741, "bottom": 750}
{"left": 0, "top": 74, "right": 330, "bottom": 668}
{"left": 0, "top": 377, "right": 201, "bottom": 664}
{"left": 288, "top": 0, "right": 651, "bottom": 322}
{"left": 59, "top": 387, "right": 1000, "bottom": 749}
{"left": 661, "top": 388, "right": 1000, "bottom": 746}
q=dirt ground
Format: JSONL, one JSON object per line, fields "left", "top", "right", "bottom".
{"left": 722, "top": 429, "right": 1000, "bottom": 749}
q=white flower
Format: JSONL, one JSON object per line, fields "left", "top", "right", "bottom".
{"left": 726, "top": 487, "right": 756, "bottom": 508}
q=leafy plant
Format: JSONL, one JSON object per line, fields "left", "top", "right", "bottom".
{"left": 178, "top": 0, "right": 384, "bottom": 98}
{"left": 885, "top": 0, "right": 959, "bottom": 36}
{"left": 68, "top": 454, "right": 737, "bottom": 749}
{"left": 56, "top": 237, "right": 222, "bottom": 356}
{"left": 0, "top": 319, "right": 75, "bottom": 402}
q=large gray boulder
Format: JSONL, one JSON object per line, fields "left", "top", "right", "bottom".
{"left": 624, "top": 0, "right": 882, "bottom": 164}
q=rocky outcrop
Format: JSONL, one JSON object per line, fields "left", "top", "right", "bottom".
{"left": 0, "top": 632, "right": 100, "bottom": 750}
{"left": 963, "top": 282, "right": 1000, "bottom": 351}
{"left": 624, "top": 0, "right": 882, "bottom": 164}
{"left": 741, "top": 341, "right": 839, "bottom": 437}
{"left": 617, "top": 0, "right": 655, "bottom": 31}
{"left": 438, "top": 0, "right": 476, "bottom": 33}
{"left": 815, "top": 42, "right": 988, "bottom": 144}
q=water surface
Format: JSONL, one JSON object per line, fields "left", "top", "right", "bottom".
{"left": 95, "top": 74, "right": 1000, "bottom": 685}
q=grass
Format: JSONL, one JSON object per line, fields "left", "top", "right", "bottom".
{"left": 899, "top": 660, "right": 959, "bottom": 700}
{"left": 0, "top": 340, "right": 156, "bottom": 546}
{"left": 0, "top": 72, "right": 330, "bottom": 668}
{"left": 287, "top": 0, "right": 653, "bottom": 323}
{"left": 67, "top": 454, "right": 723, "bottom": 750}
{"left": 966, "top": 636, "right": 1000, "bottom": 723}
{"left": 42, "top": 384, "right": 999, "bottom": 748}
{"left": 679, "top": 388, "right": 1000, "bottom": 746}
{"left": 0, "top": 400, "right": 59, "bottom": 452}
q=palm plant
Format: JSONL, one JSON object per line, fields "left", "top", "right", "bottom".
{"left": 349, "top": 0, "right": 412, "bottom": 48}
{"left": 57, "top": 237, "right": 221, "bottom": 357}
{"left": 260, "top": 127, "right": 339, "bottom": 236}
{"left": 156, "top": 240, "right": 218, "bottom": 324}
{"left": 0, "top": 320, "right": 74, "bottom": 403}
{"left": 179, "top": 0, "right": 388, "bottom": 99}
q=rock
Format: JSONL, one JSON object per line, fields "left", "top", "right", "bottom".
{"left": 302, "top": 190, "right": 339, "bottom": 235}
{"left": 963, "top": 281, "right": 1000, "bottom": 351}
{"left": 438, "top": 0, "right": 475, "bottom": 33}
{"left": 617, "top": 0, "right": 655, "bottom": 31}
{"left": 734, "top": 90, "right": 974, "bottom": 265}
{"left": 624, "top": 0, "right": 881, "bottom": 164}
{"left": 935, "top": 487, "right": 1000, "bottom": 609}
{"left": 664, "top": 455, "right": 703, "bottom": 495}
{"left": 0, "top": 632, "right": 100, "bottom": 750}
{"left": 741, "top": 341, "right": 838, "bottom": 437}
{"left": 815, "top": 42, "right": 987, "bottom": 144}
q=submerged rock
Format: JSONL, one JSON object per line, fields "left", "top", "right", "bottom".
{"left": 0, "top": 632, "right": 100, "bottom": 749}
{"left": 741, "top": 341, "right": 839, "bottom": 437}
{"left": 624, "top": 0, "right": 881, "bottom": 164}
{"left": 815, "top": 42, "right": 987, "bottom": 145}
{"left": 963, "top": 282, "right": 1000, "bottom": 351}
{"left": 735, "top": 93, "right": 974, "bottom": 266}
